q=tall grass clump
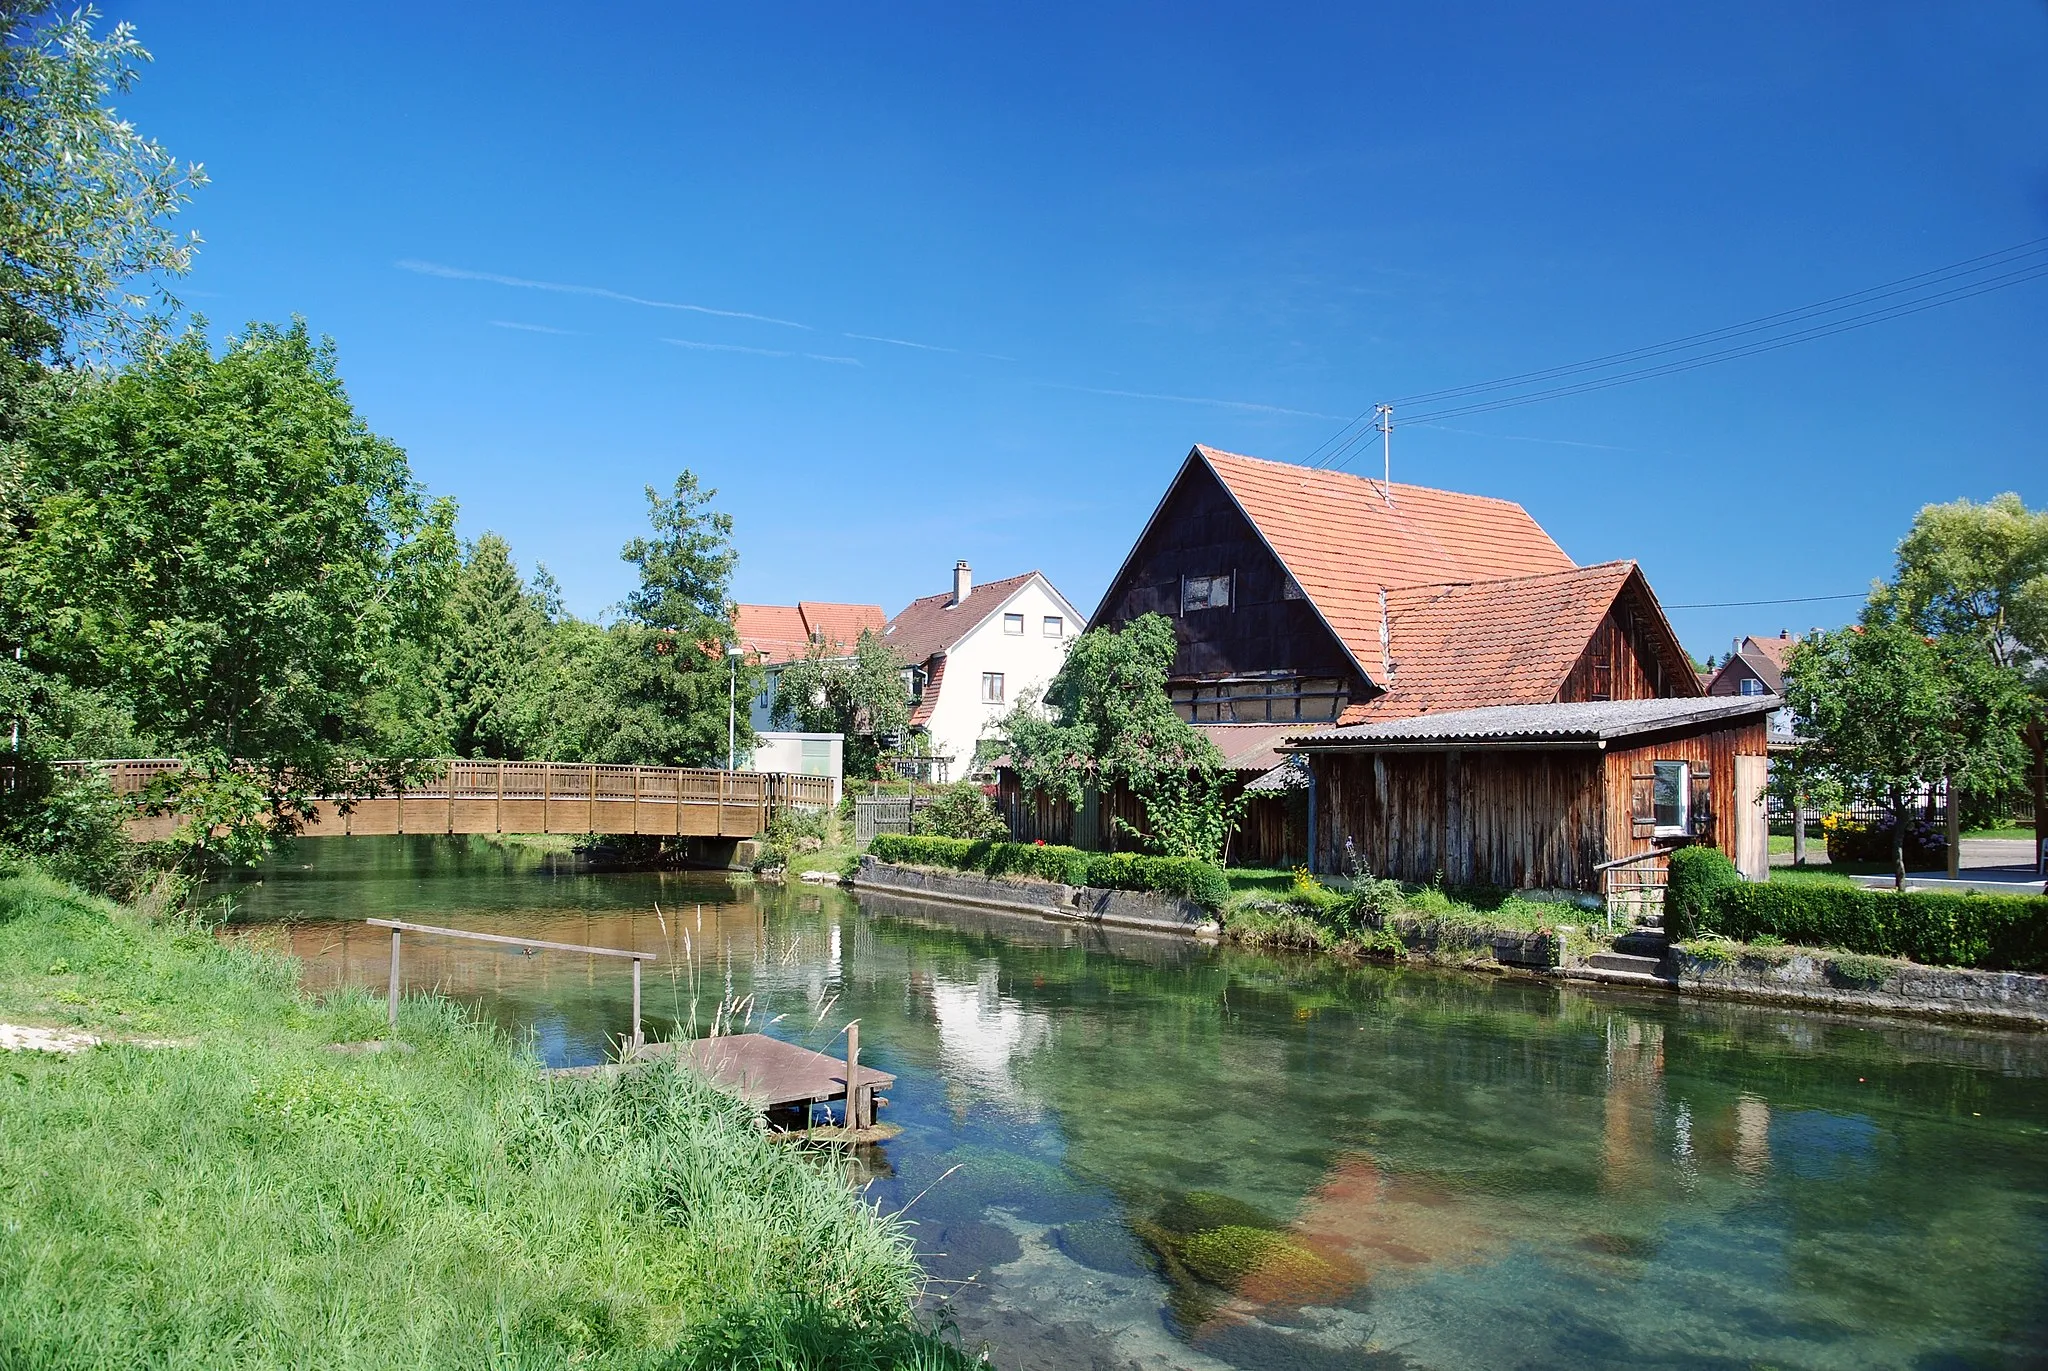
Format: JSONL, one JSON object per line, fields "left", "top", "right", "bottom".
{"left": 0, "top": 869, "right": 980, "bottom": 1370}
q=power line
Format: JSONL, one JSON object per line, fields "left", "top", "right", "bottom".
{"left": 1387, "top": 236, "right": 2048, "bottom": 410}
{"left": 1662, "top": 592, "right": 1867, "bottom": 610}
{"left": 1305, "top": 235, "right": 2048, "bottom": 474}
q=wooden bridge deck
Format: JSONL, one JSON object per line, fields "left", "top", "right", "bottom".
{"left": 66, "top": 759, "right": 835, "bottom": 842}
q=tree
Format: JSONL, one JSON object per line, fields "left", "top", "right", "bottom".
{"left": 772, "top": 629, "right": 908, "bottom": 779}
{"left": 1871, "top": 492, "right": 2048, "bottom": 867}
{"left": 1783, "top": 621, "right": 2030, "bottom": 888}
{"left": 0, "top": 321, "right": 458, "bottom": 861}
{"left": 999, "top": 614, "right": 1241, "bottom": 861}
{"left": 1, "top": 2, "right": 204, "bottom": 373}
{"left": 428, "top": 532, "right": 553, "bottom": 758}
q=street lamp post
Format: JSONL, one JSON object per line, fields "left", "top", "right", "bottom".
{"left": 726, "top": 645, "right": 744, "bottom": 771}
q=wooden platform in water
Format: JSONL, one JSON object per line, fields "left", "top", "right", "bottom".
{"left": 639, "top": 1034, "right": 895, "bottom": 1112}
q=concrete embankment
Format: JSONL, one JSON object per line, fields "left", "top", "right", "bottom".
{"left": 848, "top": 857, "right": 1217, "bottom": 938}
{"left": 1670, "top": 946, "right": 2048, "bottom": 1028}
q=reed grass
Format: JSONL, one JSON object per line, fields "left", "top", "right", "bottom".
{"left": 0, "top": 870, "right": 980, "bottom": 1370}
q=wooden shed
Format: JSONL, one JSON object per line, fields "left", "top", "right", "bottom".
{"left": 1289, "top": 696, "right": 1775, "bottom": 895}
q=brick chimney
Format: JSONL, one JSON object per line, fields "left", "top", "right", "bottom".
{"left": 951, "top": 559, "right": 971, "bottom": 606}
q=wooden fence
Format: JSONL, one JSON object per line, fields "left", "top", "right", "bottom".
{"left": 60, "top": 759, "right": 834, "bottom": 843}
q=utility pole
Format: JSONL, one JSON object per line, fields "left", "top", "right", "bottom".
{"left": 1375, "top": 404, "right": 1393, "bottom": 504}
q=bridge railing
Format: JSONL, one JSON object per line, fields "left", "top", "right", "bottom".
{"left": 52, "top": 758, "right": 833, "bottom": 839}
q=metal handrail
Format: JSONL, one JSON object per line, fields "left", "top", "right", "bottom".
{"left": 365, "top": 918, "right": 655, "bottom": 1048}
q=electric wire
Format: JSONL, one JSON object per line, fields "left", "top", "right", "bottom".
{"left": 1303, "top": 235, "right": 2048, "bottom": 474}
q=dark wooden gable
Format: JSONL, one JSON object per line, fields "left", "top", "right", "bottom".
{"left": 1090, "top": 452, "right": 1362, "bottom": 686}
{"left": 1556, "top": 570, "right": 1701, "bottom": 704}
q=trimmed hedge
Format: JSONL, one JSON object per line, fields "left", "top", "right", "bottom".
{"left": 865, "top": 834, "right": 1229, "bottom": 911}
{"left": 1692, "top": 882, "right": 2048, "bottom": 972}
{"left": 1664, "top": 845, "right": 1740, "bottom": 940}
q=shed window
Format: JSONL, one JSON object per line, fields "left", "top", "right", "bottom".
{"left": 981, "top": 672, "right": 1005, "bottom": 704}
{"left": 799, "top": 739, "right": 832, "bottom": 776}
{"left": 1043, "top": 615, "right": 1063, "bottom": 638}
{"left": 1653, "top": 761, "right": 1691, "bottom": 835}
{"left": 1182, "top": 573, "right": 1232, "bottom": 613}
{"left": 1739, "top": 677, "right": 1768, "bottom": 696}
{"left": 1003, "top": 613, "right": 1024, "bottom": 635}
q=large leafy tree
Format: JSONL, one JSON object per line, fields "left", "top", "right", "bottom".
{"left": 1, "top": 1, "right": 204, "bottom": 378}
{"left": 1869, "top": 492, "right": 2048, "bottom": 866}
{"left": 772, "top": 629, "right": 908, "bottom": 779}
{"left": 1783, "top": 621, "right": 2030, "bottom": 888}
{"left": 999, "top": 614, "right": 1240, "bottom": 860}
{"left": 0, "top": 321, "right": 458, "bottom": 853}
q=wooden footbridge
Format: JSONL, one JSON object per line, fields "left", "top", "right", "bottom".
{"left": 70, "top": 759, "right": 834, "bottom": 843}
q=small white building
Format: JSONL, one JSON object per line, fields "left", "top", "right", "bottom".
{"left": 882, "top": 561, "right": 1081, "bottom": 781}
{"left": 741, "top": 731, "right": 845, "bottom": 803}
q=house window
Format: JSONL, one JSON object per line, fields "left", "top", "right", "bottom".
{"left": 1182, "top": 572, "right": 1232, "bottom": 613}
{"left": 1739, "top": 677, "right": 1768, "bottom": 696}
{"left": 1653, "top": 761, "right": 1691, "bottom": 836}
{"left": 1003, "top": 613, "right": 1024, "bottom": 635}
{"left": 981, "top": 672, "right": 1005, "bottom": 704}
{"left": 1043, "top": 615, "right": 1063, "bottom": 638}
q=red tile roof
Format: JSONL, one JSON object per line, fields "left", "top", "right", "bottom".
{"left": 735, "top": 601, "right": 885, "bottom": 665}
{"left": 1336, "top": 561, "right": 1697, "bottom": 723}
{"left": 1196, "top": 446, "right": 1575, "bottom": 678}
{"left": 908, "top": 655, "right": 945, "bottom": 727}
{"left": 881, "top": 571, "right": 1041, "bottom": 665}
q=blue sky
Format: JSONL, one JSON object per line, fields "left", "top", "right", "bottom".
{"left": 114, "top": 2, "right": 2046, "bottom": 661}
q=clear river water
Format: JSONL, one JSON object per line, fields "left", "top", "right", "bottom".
{"left": 218, "top": 836, "right": 2048, "bottom": 1370}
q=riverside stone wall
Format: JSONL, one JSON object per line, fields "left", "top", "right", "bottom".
{"left": 1672, "top": 946, "right": 2048, "bottom": 1028}
{"left": 851, "top": 857, "right": 1217, "bottom": 937}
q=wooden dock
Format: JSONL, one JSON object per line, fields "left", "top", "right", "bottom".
{"left": 639, "top": 1032, "right": 894, "bottom": 1129}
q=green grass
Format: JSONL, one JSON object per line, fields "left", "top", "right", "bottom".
{"left": 1963, "top": 825, "right": 2036, "bottom": 841}
{"left": 1219, "top": 871, "right": 1596, "bottom": 963}
{"left": 1766, "top": 866, "right": 1863, "bottom": 888}
{"left": 0, "top": 869, "right": 978, "bottom": 1370}
{"left": 1221, "top": 866, "right": 1298, "bottom": 897}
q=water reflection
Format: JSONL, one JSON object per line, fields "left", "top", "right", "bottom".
{"left": 218, "top": 838, "right": 2048, "bottom": 1370}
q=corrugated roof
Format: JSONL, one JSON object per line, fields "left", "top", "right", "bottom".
{"left": 1197, "top": 446, "right": 1575, "bottom": 680}
{"left": 881, "top": 571, "right": 1041, "bottom": 665}
{"left": 1289, "top": 695, "right": 1779, "bottom": 748}
{"left": 1335, "top": 561, "right": 1693, "bottom": 724}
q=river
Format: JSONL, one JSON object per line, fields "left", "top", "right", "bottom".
{"left": 219, "top": 836, "right": 2048, "bottom": 1370}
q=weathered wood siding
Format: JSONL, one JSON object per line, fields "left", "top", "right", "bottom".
{"left": 1310, "top": 749, "right": 1606, "bottom": 889}
{"left": 1558, "top": 584, "right": 1694, "bottom": 703}
{"left": 1602, "top": 719, "right": 1768, "bottom": 868}
{"left": 1090, "top": 456, "right": 1364, "bottom": 691}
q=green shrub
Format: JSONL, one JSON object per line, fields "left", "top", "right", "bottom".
{"left": 1696, "top": 882, "right": 2048, "bottom": 971}
{"left": 1664, "top": 845, "right": 1740, "bottom": 940}
{"left": 1826, "top": 953, "right": 1895, "bottom": 989}
{"left": 867, "top": 834, "right": 1227, "bottom": 909}
{"left": 909, "top": 782, "right": 1009, "bottom": 841}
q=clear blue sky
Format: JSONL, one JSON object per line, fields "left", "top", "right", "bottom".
{"left": 113, "top": 2, "right": 2046, "bottom": 661}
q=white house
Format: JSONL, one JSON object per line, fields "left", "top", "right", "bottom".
{"left": 881, "top": 561, "right": 1081, "bottom": 781}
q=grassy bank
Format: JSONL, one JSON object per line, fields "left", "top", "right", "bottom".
{"left": 0, "top": 869, "right": 977, "bottom": 1370}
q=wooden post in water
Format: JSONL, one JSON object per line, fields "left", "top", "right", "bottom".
{"left": 631, "top": 955, "right": 643, "bottom": 1053}
{"left": 386, "top": 926, "right": 402, "bottom": 1036}
{"left": 845, "top": 1020, "right": 862, "bottom": 1130}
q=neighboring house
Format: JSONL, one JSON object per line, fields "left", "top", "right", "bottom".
{"left": 732, "top": 600, "right": 884, "bottom": 801}
{"left": 734, "top": 601, "right": 886, "bottom": 733}
{"left": 1075, "top": 444, "right": 1769, "bottom": 885}
{"left": 881, "top": 561, "right": 1082, "bottom": 783}
{"left": 1707, "top": 631, "right": 1800, "bottom": 744}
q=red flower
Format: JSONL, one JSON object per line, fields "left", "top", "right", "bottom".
{"left": 1034, "top": 839, "right": 1046, "bottom": 847}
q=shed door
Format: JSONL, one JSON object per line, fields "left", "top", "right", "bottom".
{"left": 1733, "top": 755, "right": 1769, "bottom": 881}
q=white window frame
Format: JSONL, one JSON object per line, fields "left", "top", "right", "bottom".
{"left": 1042, "top": 615, "right": 1063, "bottom": 638}
{"left": 1002, "top": 613, "right": 1024, "bottom": 635}
{"left": 981, "top": 671, "right": 1005, "bottom": 704}
{"left": 1652, "top": 760, "right": 1692, "bottom": 837}
{"left": 1739, "top": 676, "right": 1767, "bottom": 696}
